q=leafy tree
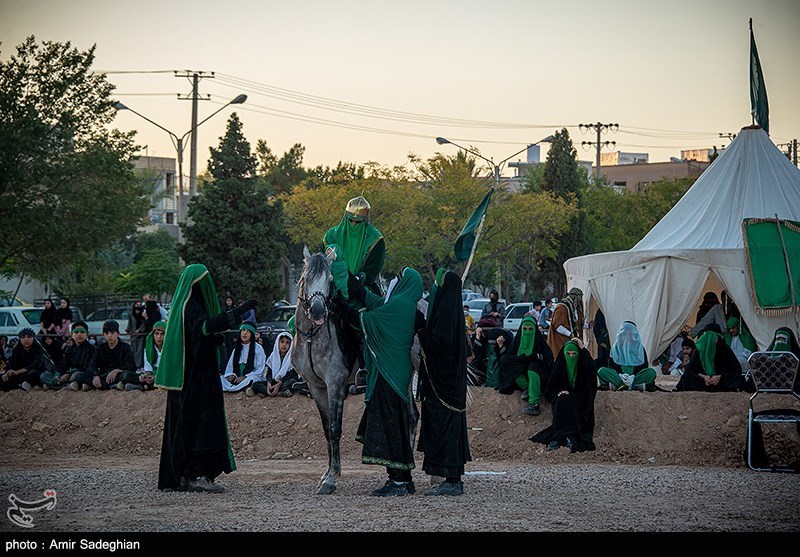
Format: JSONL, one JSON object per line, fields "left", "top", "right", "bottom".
{"left": 255, "top": 139, "right": 308, "bottom": 194}
{"left": 115, "top": 248, "right": 182, "bottom": 298}
{"left": 480, "top": 191, "right": 578, "bottom": 300}
{"left": 125, "top": 229, "right": 180, "bottom": 263}
{"left": 0, "top": 36, "right": 149, "bottom": 279}
{"left": 583, "top": 178, "right": 693, "bottom": 253}
{"left": 539, "top": 128, "right": 588, "bottom": 295}
{"left": 181, "top": 114, "right": 286, "bottom": 307}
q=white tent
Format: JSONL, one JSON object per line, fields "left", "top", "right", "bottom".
{"left": 564, "top": 126, "right": 800, "bottom": 361}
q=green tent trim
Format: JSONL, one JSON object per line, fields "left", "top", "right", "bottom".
{"left": 742, "top": 217, "right": 800, "bottom": 315}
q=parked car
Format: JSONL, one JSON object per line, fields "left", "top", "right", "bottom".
{"left": 0, "top": 306, "right": 82, "bottom": 337}
{"left": 504, "top": 302, "right": 535, "bottom": 332}
{"left": 462, "top": 290, "right": 483, "bottom": 304}
{"left": 84, "top": 306, "right": 131, "bottom": 339}
{"left": 463, "top": 297, "right": 507, "bottom": 325}
{"left": 256, "top": 304, "right": 296, "bottom": 347}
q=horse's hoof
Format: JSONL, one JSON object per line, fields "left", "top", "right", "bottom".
{"left": 317, "top": 483, "right": 336, "bottom": 495}
{"left": 348, "top": 385, "right": 357, "bottom": 395}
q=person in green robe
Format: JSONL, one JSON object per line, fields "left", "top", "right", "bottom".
{"left": 323, "top": 195, "right": 385, "bottom": 302}
{"left": 324, "top": 195, "right": 386, "bottom": 389}
{"left": 496, "top": 316, "right": 554, "bottom": 416}
{"left": 156, "top": 263, "right": 257, "bottom": 493}
{"left": 675, "top": 323, "right": 744, "bottom": 392}
{"left": 351, "top": 266, "right": 423, "bottom": 496}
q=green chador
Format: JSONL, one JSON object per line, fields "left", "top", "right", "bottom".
{"left": 356, "top": 267, "right": 422, "bottom": 471}
{"left": 497, "top": 316, "right": 554, "bottom": 404}
{"left": 156, "top": 264, "right": 239, "bottom": 491}
{"left": 324, "top": 214, "right": 385, "bottom": 301}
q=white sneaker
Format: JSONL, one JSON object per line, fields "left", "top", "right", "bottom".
{"left": 20, "top": 381, "right": 32, "bottom": 392}
{"left": 245, "top": 387, "right": 256, "bottom": 397}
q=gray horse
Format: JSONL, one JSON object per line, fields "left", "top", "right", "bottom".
{"left": 292, "top": 247, "right": 351, "bottom": 495}
{"left": 293, "top": 248, "right": 425, "bottom": 494}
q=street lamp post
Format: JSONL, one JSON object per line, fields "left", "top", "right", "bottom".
{"left": 435, "top": 135, "right": 555, "bottom": 283}
{"left": 113, "top": 94, "right": 247, "bottom": 238}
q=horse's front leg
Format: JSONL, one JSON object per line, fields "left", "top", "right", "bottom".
{"left": 318, "top": 369, "right": 348, "bottom": 495}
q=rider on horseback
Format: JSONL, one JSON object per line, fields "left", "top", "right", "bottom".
{"left": 324, "top": 196, "right": 386, "bottom": 390}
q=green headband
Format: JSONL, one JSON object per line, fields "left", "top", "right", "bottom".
{"left": 72, "top": 327, "right": 87, "bottom": 334}
{"left": 239, "top": 323, "right": 257, "bottom": 336}
{"left": 153, "top": 320, "right": 167, "bottom": 331}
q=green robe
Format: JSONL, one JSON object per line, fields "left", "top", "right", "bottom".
{"left": 360, "top": 268, "right": 423, "bottom": 404}
{"left": 324, "top": 216, "right": 385, "bottom": 298}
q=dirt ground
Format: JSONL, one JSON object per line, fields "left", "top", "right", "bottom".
{"left": 1, "top": 375, "right": 799, "bottom": 534}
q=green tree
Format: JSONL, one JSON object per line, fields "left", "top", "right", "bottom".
{"left": 181, "top": 114, "right": 286, "bottom": 306}
{"left": 0, "top": 37, "right": 149, "bottom": 279}
{"left": 583, "top": 178, "right": 693, "bottom": 253}
{"left": 539, "top": 128, "right": 588, "bottom": 295}
{"left": 480, "top": 191, "right": 578, "bottom": 300}
{"left": 256, "top": 139, "right": 309, "bottom": 194}
{"left": 115, "top": 248, "right": 182, "bottom": 299}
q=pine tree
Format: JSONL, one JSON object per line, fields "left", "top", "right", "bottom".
{"left": 181, "top": 114, "right": 286, "bottom": 311}
{"left": 540, "top": 128, "right": 588, "bottom": 296}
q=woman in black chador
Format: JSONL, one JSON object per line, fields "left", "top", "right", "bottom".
{"left": 155, "top": 264, "right": 256, "bottom": 493}
{"left": 530, "top": 338, "right": 597, "bottom": 453}
{"left": 416, "top": 270, "right": 471, "bottom": 496}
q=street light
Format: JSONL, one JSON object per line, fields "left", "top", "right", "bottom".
{"left": 435, "top": 135, "right": 555, "bottom": 187}
{"left": 113, "top": 94, "right": 247, "bottom": 236}
{"left": 435, "top": 134, "right": 555, "bottom": 283}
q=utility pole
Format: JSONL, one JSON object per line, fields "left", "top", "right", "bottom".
{"left": 579, "top": 122, "right": 618, "bottom": 180}
{"left": 793, "top": 139, "right": 798, "bottom": 167}
{"left": 175, "top": 70, "right": 214, "bottom": 222}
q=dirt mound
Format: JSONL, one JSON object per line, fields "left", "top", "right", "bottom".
{"left": 3, "top": 377, "right": 798, "bottom": 469}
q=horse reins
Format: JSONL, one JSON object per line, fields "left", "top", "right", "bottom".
{"left": 295, "top": 275, "right": 334, "bottom": 382}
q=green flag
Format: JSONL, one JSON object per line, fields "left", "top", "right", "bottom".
{"left": 749, "top": 18, "right": 769, "bottom": 133}
{"left": 454, "top": 188, "right": 493, "bottom": 261}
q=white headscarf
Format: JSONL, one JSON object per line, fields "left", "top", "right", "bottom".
{"left": 267, "top": 332, "right": 293, "bottom": 381}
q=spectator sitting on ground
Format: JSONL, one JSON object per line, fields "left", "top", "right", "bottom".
{"left": 657, "top": 332, "right": 688, "bottom": 375}
{"left": 530, "top": 338, "right": 597, "bottom": 453}
{"left": 496, "top": 316, "right": 554, "bottom": 416}
{"left": 41, "top": 321, "right": 97, "bottom": 391}
{"left": 547, "top": 288, "right": 584, "bottom": 358}
{"left": 668, "top": 337, "right": 696, "bottom": 376}
{"left": 1, "top": 328, "right": 53, "bottom": 392}
{"left": 597, "top": 321, "right": 657, "bottom": 392}
{"left": 221, "top": 321, "right": 266, "bottom": 393}
{"left": 41, "top": 334, "right": 62, "bottom": 366}
{"left": 724, "top": 317, "right": 757, "bottom": 376}
{"left": 95, "top": 320, "right": 137, "bottom": 390}
{"left": 675, "top": 323, "right": 745, "bottom": 392}
{"left": 247, "top": 332, "right": 304, "bottom": 397}
{"left": 117, "top": 320, "right": 165, "bottom": 391}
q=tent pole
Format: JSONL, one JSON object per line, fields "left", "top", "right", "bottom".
{"left": 774, "top": 214, "right": 800, "bottom": 332}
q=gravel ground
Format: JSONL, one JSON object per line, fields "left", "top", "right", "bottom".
{"left": 1, "top": 457, "right": 798, "bottom": 533}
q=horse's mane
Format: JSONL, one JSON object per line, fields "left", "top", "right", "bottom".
{"left": 304, "top": 252, "right": 329, "bottom": 279}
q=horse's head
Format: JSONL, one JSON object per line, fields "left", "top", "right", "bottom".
{"left": 299, "top": 245, "right": 335, "bottom": 326}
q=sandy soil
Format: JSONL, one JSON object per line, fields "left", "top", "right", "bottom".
{"left": 1, "top": 375, "right": 799, "bottom": 533}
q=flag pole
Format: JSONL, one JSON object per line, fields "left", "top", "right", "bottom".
{"left": 750, "top": 18, "right": 755, "bottom": 127}
{"left": 461, "top": 213, "right": 486, "bottom": 283}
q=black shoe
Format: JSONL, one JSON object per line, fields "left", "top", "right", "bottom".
{"left": 546, "top": 440, "right": 561, "bottom": 451}
{"left": 424, "top": 481, "right": 463, "bottom": 496}
{"left": 371, "top": 480, "right": 415, "bottom": 497}
{"left": 522, "top": 403, "right": 541, "bottom": 416}
{"left": 186, "top": 476, "right": 225, "bottom": 493}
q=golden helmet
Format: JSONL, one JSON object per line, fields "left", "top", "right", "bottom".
{"left": 345, "top": 196, "right": 370, "bottom": 221}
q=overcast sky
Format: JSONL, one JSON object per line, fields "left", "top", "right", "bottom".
{"left": 2, "top": 0, "right": 798, "bottom": 176}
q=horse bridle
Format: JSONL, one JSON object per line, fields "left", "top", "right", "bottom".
{"left": 295, "top": 275, "right": 336, "bottom": 382}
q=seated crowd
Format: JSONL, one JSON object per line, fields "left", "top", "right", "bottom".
{"left": 1, "top": 316, "right": 308, "bottom": 398}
